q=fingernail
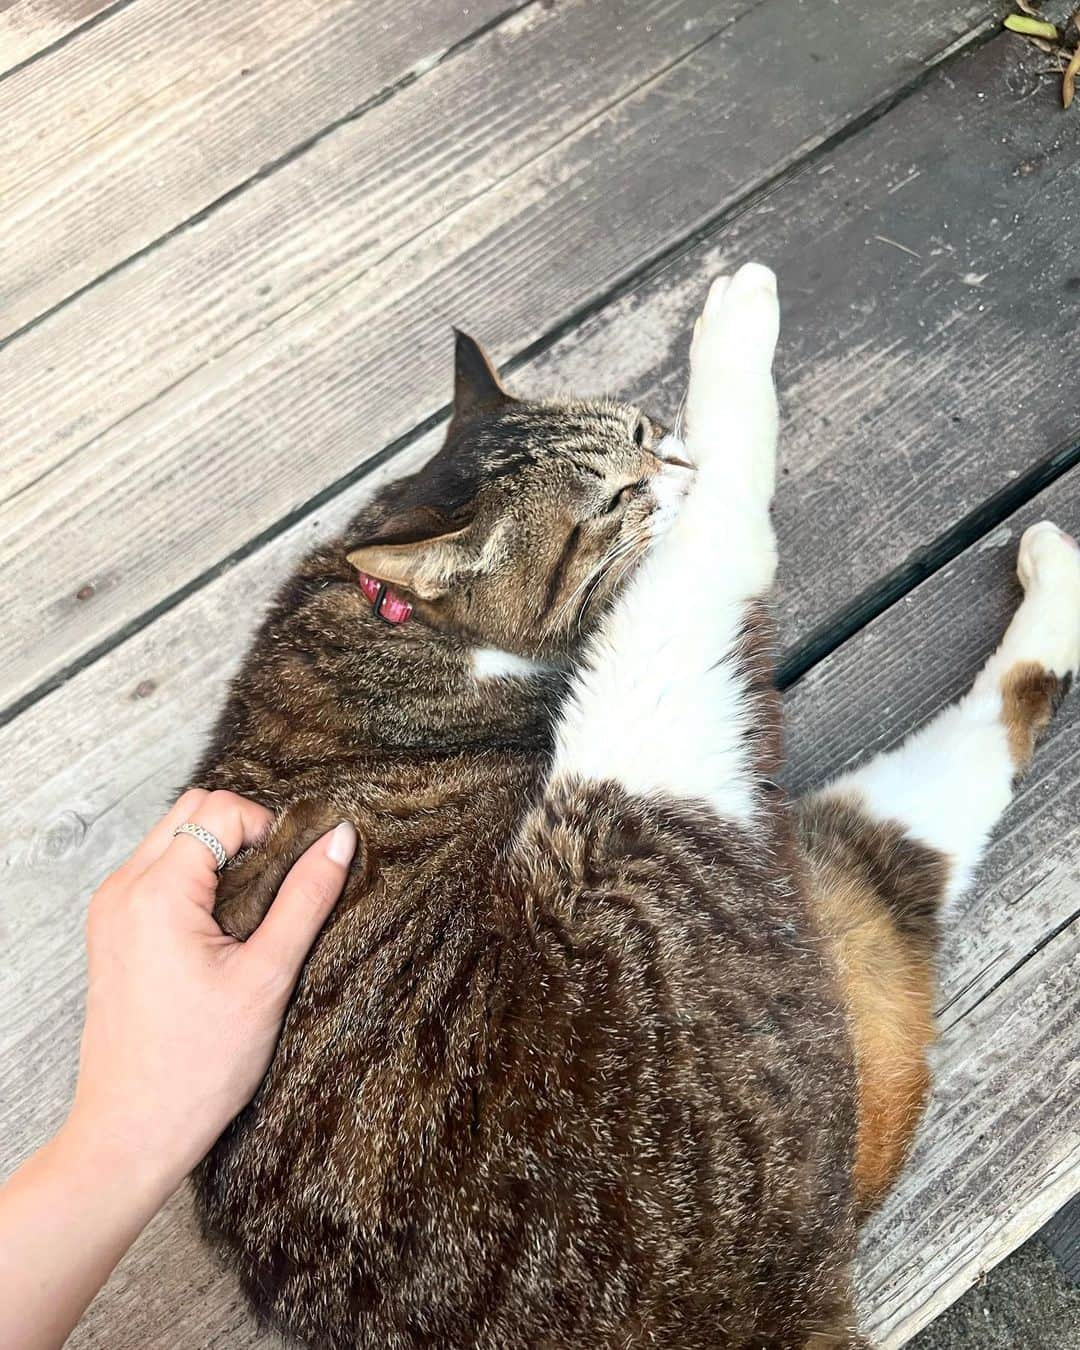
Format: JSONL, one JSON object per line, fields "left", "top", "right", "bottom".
{"left": 326, "top": 821, "right": 357, "bottom": 866}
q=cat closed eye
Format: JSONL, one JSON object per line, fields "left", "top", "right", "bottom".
{"left": 604, "top": 482, "right": 642, "bottom": 514}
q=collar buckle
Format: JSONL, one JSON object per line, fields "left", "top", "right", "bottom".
{"left": 356, "top": 571, "right": 413, "bottom": 625}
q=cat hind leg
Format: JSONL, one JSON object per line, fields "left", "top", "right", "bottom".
{"left": 828, "top": 519, "right": 1080, "bottom": 905}
{"left": 799, "top": 521, "right": 1080, "bottom": 1211}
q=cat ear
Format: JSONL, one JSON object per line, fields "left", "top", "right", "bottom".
{"left": 451, "top": 328, "right": 513, "bottom": 427}
{"left": 346, "top": 513, "right": 499, "bottom": 601}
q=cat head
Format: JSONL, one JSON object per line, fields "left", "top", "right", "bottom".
{"left": 346, "top": 331, "right": 693, "bottom": 659}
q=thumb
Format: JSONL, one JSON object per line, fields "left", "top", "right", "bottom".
{"left": 244, "top": 821, "right": 357, "bottom": 978}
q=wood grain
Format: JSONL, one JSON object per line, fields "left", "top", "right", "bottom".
{"left": 1, "top": 0, "right": 751, "bottom": 501}
{"left": 0, "top": 0, "right": 515, "bottom": 336}
{"left": 0, "top": 0, "right": 994, "bottom": 711}
{"left": 0, "top": 0, "right": 121, "bottom": 75}
{"left": 862, "top": 920, "right": 1078, "bottom": 1345}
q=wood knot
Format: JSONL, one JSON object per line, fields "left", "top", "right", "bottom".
{"left": 31, "top": 810, "right": 89, "bottom": 865}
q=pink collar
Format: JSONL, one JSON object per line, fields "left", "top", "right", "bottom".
{"left": 356, "top": 570, "right": 413, "bottom": 625}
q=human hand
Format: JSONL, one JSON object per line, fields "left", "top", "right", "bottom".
{"left": 63, "top": 789, "right": 356, "bottom": 1197}
{"left": 0, "top": 789, "right": 355, "bottom": 1350}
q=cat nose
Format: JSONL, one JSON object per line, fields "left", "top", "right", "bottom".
{"left": 653, "top": 433, "right": 694, "bottom": 471}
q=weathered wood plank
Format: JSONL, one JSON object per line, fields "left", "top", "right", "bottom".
{"left": 0, "top": 0, "right": 753, "bottom": 503}
{"left": 0, "top": 0, "right": 514, "bottom": 336}
{"left": 862, "top": 921, "right": 1079, "bottom": 1346}
{"left": 0, "top": 0, "right": 121, "bottom": 76}
{"left": 0, "top": 0, "right": 995, "bottom": 711}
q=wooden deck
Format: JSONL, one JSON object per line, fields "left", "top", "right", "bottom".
{"left": 1, "top": 2, "right": 1077, "bottom": 1344}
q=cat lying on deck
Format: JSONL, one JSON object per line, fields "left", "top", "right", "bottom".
{"left": 189, "top": 265, "right": 1080, "bottom": 1348}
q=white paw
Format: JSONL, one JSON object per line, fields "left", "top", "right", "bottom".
{"left": 690, "top": 264, "right": 779, "bottom": 377}
{"left": 684, "top": 264, "right": 779, "bottom": 502}
{"left": 1011, "top": 520, "right": 1080, "bottom": 678}
{"left": 1017, "top": 520, "right": 1080, "bottom": 591}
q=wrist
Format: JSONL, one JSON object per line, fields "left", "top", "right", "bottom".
{"left": 55, "top": 1106, "right": 186, "bottom": 1215}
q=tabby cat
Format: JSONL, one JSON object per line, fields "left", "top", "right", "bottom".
{"left": 191, "top": 264, "right": 1080, "bottom": 1348}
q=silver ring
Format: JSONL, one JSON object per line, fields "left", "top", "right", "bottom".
{"left": 173, "top": 821, "right": 229, "bottom": 872}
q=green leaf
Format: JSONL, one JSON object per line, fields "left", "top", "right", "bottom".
{"left": 1003, "top": 13, "right": 1061, "bottom": 38}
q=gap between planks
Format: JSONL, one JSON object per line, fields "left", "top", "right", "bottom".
{"left": 776, "top": 432, "right": 1080, "bottom": 689}
{"left": 0, "top": 0, "right": 135, "bottom": 81}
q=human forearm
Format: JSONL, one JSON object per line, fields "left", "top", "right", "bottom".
{"left": 0, "top": 1116, "right": 177, "bottom": 1350}
{"left": 0, "top": 791, "right": 353, "bottom": 1348}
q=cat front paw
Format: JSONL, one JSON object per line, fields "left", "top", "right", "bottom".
{"left": 690, "top": 263, "right": 779, "bottom": 379}
{"left": 684, "top": 263, "right": 779, "bottom": 502}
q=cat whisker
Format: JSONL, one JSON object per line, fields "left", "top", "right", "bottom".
{"left": 570, "top": 530, "right": 649, "bottom": 635}
{"left": 672, "top": 389, "right": 688, "bottom": 442}
{"left": 546, "top": 535, "right": 637, "bottom": 636}
{"left": 561, "top": 536, "right": 639, "bottom": 629}
{"left": 546, "top": 546, "right": 616, "bottom": 637}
